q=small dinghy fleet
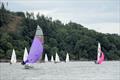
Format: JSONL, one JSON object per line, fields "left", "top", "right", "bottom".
{"left": 9, "top": 25, "right": 105, "bottom": 69}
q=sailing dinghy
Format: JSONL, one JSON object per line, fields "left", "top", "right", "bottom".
{"left": 65, "top": 53, "right": 69, "bottom": 62}
{"left": 55, "top": 52, "right": 60, "bottom": 63}
{"left": 10, "top": 49, "right": 17, "bottom": 64}
{"left": 24, "top": 25, "right": 44, "bottom": 69}
{"left": 21, "top": 47, "right": 28, "bottom": 65}
{"left": 51, "top": 55, "right": 54, "bottom": 62}
{"left": 96, "top": 42, "right": 104, "bottom": 64}
{"left": 44, "top": 53, "right": 48, "bottom": 62}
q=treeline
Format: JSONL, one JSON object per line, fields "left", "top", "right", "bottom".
{"left": 0, "top": 3, "right": 120, "bottom": 61}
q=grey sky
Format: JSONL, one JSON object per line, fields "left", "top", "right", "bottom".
{"left": 1, "top": 0, "right": 120, "bottom": 34}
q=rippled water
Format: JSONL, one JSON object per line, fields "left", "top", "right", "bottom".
{"left": 0, "top": 61, "right": 120, "bottom": 80}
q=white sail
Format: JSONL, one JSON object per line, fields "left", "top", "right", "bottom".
{"left": 51, "top": 55, "right": 54, "bottom": 62}
{"left": 44, "top": 53, "right": 48, "bottom": 62}
{"left": 97, "top": 42, "right": 101, "bottom": 63}
{"left": 10, "top": 49, "right": 17, "bottom": 63}
{"left": 66, "top": 53, "right": 69, "bottom": 62}
{"left": 55, "top": 52, "right": 60, "bottom": 62}
{"left": 23, "top": 47, "right": 28, "bottom": 62}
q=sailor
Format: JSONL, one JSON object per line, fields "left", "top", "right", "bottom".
{"left": 21, "top": 61, "right": 25, "bottom": 65}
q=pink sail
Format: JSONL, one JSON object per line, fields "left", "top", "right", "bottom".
{"left": 96, "top": 42, "right": 105, "bottom": 64}
{"left": 98, "top": 52, "right": 104, "bottom": 64}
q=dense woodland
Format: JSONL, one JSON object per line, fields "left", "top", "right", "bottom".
{"left": 0, "top": 3, "right": 120, "bottom": 61}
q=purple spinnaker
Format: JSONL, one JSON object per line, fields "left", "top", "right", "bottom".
{"left": 25, "top": 37, "right": 43, "bottom": 63}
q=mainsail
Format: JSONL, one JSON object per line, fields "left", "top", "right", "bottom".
{"left": 96, "top": 42, "right": 104, "bottom": 64}
{"left": 65, "top": 53, "right": 69, "bottom": 62}
{"left": 25, "top": 25, "right": 44, "bottom": 64}
{"left": 10, "top": 49, "right": 17, "bottom": 63}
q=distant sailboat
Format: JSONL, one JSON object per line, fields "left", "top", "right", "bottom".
{"left": 21, "top": 47, "right": 28, "bottom": 65}
{"left": 10, "top": 49, "right": 17, "bottom": 64}
{"left": 44, "top": 53, "right": 48, "bottom": 62}
{"left": 55, "top": 52, "right": 60, "bottom": 63}
{"left": 65, "top": 53, "right": 69, "bottom": 62}
{"left": 96, "top": 42, "right": 104, "bottom": 64}
{"left": 24, "top": 25, "right": 44, "bottom": 69}
{"left": 51, "top": 55, "right": 54, "bottom": 62}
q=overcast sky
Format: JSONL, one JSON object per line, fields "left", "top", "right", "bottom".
{"left": 1, "top": 0, "right": 120, "bottom": 35}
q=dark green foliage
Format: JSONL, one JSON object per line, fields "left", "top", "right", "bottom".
{"left": 15, "top": 12, "right": 25, "bottom": 17}
{"left": 0, "top": 3, "right": 9, "bottom": 27}
{"left": 0, "top": 3, "right": 120, "bottom": 61}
